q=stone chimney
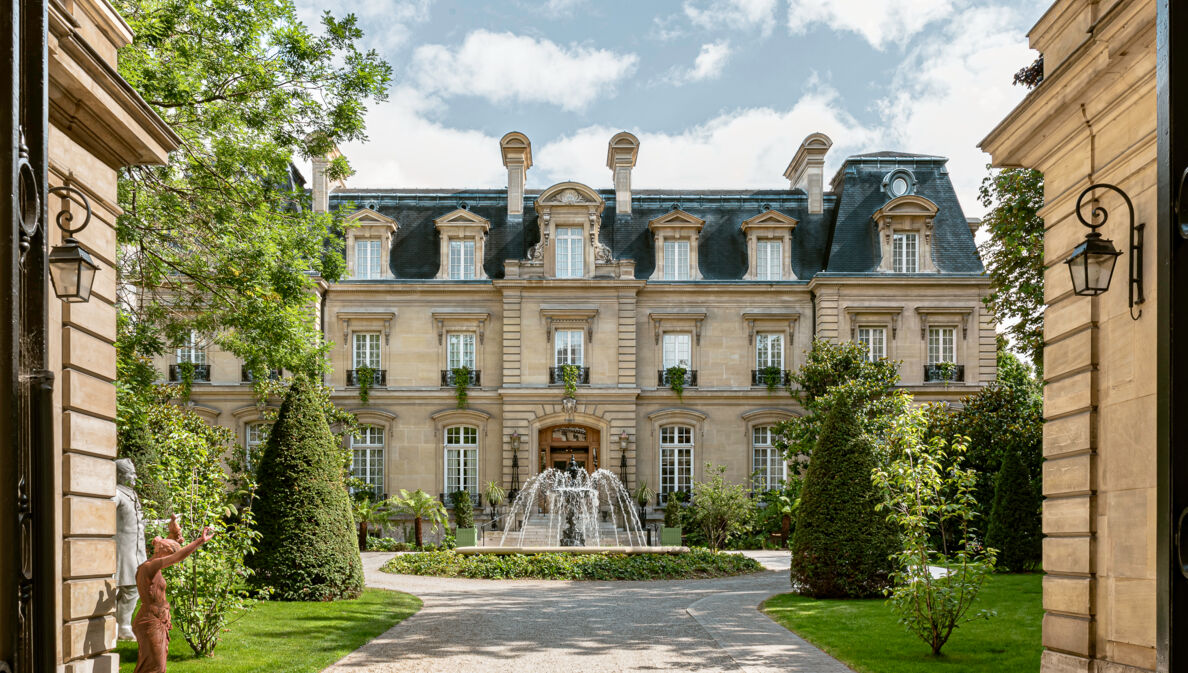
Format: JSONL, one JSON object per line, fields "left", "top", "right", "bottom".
{"left": 311, "top": 146, "right": 344, "bottom": 214}
{"left": 783, "top": 132, "right": 833, "bottom": 215}
{"left": 500, "top": 132, "right": 533, "bottom": 217}
{"left": 606, "top": 131, "right": 640, "bottom": 215}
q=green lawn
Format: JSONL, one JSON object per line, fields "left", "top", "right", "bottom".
{"left": 115, "top": 588, "right": 421, "bottom": 673}
{"left": 762, "top": 573, "right": 1042, "bottom": 673}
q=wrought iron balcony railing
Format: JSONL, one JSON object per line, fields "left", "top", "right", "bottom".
{"left": 441, "top": 369, "right": 481, "bottom": 386}
{"left": 169, "top": 364, "right": 211, "bottom": 382}
{"left": 346, "top": 369, "right": 387, "bottom": 386}
{"left": 751, "top": 369, "right": 792, "bottom": 387}
{"left": 549, "top": 366, "right": 590, "bottom": 385}
{"left": 657, "top": 369, "right": 698, "bottom": 387}
{"left": 923, "top": 364, "right": 965, "bottom": 383}
{"left": 241, "top": 366, "right": 282, "bottom": 383}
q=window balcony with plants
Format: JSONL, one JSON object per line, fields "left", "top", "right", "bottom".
{"left": 923, "top": 363, "right": 964, "bottom": 383}
{"left": 169, "top": 363, "right": 211, "bottom": 383}
{"left": 658, "top": 368, "right": 698, "bottom": 387}
{"left": 549, "top": 366, "right": 589, "bottom": 385}
{"left": 441, "top": 368, "right": 481, "bottom": 386}
{"left": 347, "top": 368, "right": 387, "bottom": 386}
{"left": 241, "top": 366, "right": 283, "bottom": 383}
{"left": 751, "top": 368, "right": 792, "bottom": 390}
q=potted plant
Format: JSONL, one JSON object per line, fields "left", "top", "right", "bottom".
{"left": 450, "top": 489, "right": 477, "bottom": 547}
{"left": 633, "top": 480, "right": 654, "bottom": 524}
{"left": 356, "top": 363, "right": 375, "bottom": 404}
{"left": 485, "top": 480, "right": 506, "bottom": 517}
{"left": 665, "top": 365, "right": 687, "bottom": 400}
{"left": 661, "top": 492, "right": 684, "bottom": 546}
{"left": 759, "top": 365, "right": 785, "bottom": 395}
{"left": 453, "top": 365, "right": 471, "bottom": 409}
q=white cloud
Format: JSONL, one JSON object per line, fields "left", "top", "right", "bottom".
{"left": 787, "top": 0, "right": 956, "bottom": 50}
{"left": 409, "top": 30, "right": 638, "bottom": 112}
{"left": 684, "top": 0, "right": 780, "bottom": 36}
{"left": 294, "top": 0, "right": 433, "bottom": 55}
{"left": 876, "top": 6, "right": 1033, "bottom": 216}
{"left": 535, "top": 87, "right": 878, "bottom": 189}
{"left": 687, "top": 41, "right": 733, "bottom": 81}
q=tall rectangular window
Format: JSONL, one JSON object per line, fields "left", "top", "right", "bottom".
{"left": 555, "top": 329, "right": 584, "bottom": 367}
{"left": 662, "top": 240, "right": 690, "bottom": 280}
{"left": 857, "top": 327, "right": 886, "bottom": 361}
{"left": 447, "top": 333, "right": 476, "bottom": 370}
{"left": 353, "top": 332, "right": 381, "bottom": 369}
{"left": 448, "top": 239, "right": 476, "bottom": 280}
{"left": 245, "top": 422, "right": 270, "bottom": 471}
{"left": 444, "top": 426, "right": 478, "bottom": 495}
{"left": 556, "top": 226, "right": 584, "bottom": 278}
{"left": 752, "top": 426, "right": 785, "bottom": 491}
{"left": 755, "top": 333, "right": 784, "bottom": 369}
{"left": 660, "top": 425, "right": 694, "bottom": 497}
{"left": 928, "top": 326, "right": 956, "bottom": 364}
{"left": 356, "top": 239, "right": 381, "bottom": 279}
{"left": 893, "top": 233, "right": 919, "bottom": 273}
{"left": 177, "top": 331, "right": 206, "bottom": 364}
{"left": 351, "top": 425, "right": 385, "bottom": 496}
{"left": 756, "top": 240, "right": 782, "bottom": 280}
{"left": 662, "top": 333, "right": 692, "bottom": 369}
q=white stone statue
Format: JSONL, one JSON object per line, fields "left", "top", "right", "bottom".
{"left": 115, "top": 458, "right": 147, "bottom": 641}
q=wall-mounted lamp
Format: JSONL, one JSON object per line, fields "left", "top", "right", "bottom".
{"left": 1065, "top": 183, "right": 1144, "bottom": 319}
{"left": 47, "top": 186, "right": 99, "bottom": 303}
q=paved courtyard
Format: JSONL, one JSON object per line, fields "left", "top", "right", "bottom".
{"left": 325, "top": 551, "right": 854, "bottom": 673}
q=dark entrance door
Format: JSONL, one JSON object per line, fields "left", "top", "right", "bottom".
{"left": 538, "top": 425, "right": 600, "bottom": 475}
{"left": 1157, "top": 1, "right": 1188, "bottom": 668}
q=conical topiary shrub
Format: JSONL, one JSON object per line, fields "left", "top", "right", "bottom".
{"left": 985, "top": 447, "right": 1041, "bottom": 572}
{"left": 248, "top": 374, "right": 363, "bottom": 600}
{"left": 790, "top": 394, "right": 897, "bottom": 598}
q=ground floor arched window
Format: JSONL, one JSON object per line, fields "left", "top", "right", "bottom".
{"left": 751, "top": 426, "right": 785, "bottom": 491}
{"left": 351, "top": 425, "right": 385, "bottom": 497}
{"left": 445, "top": 425, "right": 479, "bottom": 496}
{"left": 660, "top": 425, "right": 693, "bottom": 500}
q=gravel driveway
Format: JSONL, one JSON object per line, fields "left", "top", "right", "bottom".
{"left": 323, "top": 550, "right": 854, "bottom": 673}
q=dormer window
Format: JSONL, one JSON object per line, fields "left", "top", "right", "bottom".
{"left": 741, "top": 208, "right": 798, "bottom": 281}
{"left": 434, "top": 208, "right": 490, "bottom": 280}
{"left": 556, "top": 226, "right": 584, "bottom": 278}
{"left": 649, "top": 209, "right": 704, "bottom": 281}
{"left": 874, "top": 195, "right": 939, "bottom": 274}
{"left": 344, "top": 208, "right": 398, "bottom": 280}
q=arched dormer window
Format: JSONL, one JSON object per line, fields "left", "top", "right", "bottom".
{"left": 528, "top": 182, "right": 610, "bottom": 279}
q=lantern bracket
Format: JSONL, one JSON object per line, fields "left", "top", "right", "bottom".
{"left": 1075, "top": 183, "right": 1144, "bottom": 320}
{"left": 47, "top": 185, "right": 92, "bottom": 236}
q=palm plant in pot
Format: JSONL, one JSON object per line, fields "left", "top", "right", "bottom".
{"left": 633, "top": 480, "right": 654, "bottom": 528}
{"left": 450, "top": 489, "right": 477, "bottom": 547}
{"left": 485, "top": 480, "right": 506, "bottom": 518}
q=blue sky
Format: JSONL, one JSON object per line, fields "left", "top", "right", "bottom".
{"left": 294, "top": 0, "right": 1047, "bottom": 218}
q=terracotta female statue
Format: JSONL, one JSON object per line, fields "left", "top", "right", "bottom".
{"left": 133, "top": 515, "right": 214, "bottom": 673}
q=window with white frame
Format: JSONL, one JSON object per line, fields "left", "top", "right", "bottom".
{"left": 555, "top": 226, "right": 584, "bottom": 278}
{"left": 856, "top": 327, "right": 887, "bottom": 362}
{"left": 756, "top": 240, "right": 783, "bottom": 281}
{"left": 662, "top": 333, "right": 692, "bottom": 369}
{"left": 660, "top": 425, "right": 694, "bottom": 497}
{"left": 892, "top": 233, "right": 919, "bottom": 273}
{"left": 751, "top": 426, "right": 785, "bottom": 491}
{"left": 355, "top": 239, "right": 381, "bottom": 279}
{"left": 353, "top": 332, "right": 380, "bottom": 369}
{"left": 177, "top": 331, "right": 206, "bottom": 364}
{"left": 927, "top": 326, "right": 957, "bottom": 365}
{"left": 351, "top": 425, "right": 385, "bottom": 496}
{"left": 755, "top": 333, "right": 784, "bottom": 369}
{"left": 448, "top": 239, "right": 476, "bottom": 280}
{"left": 662, "top": 240, "right": 690, "bottom": 280}
{"left": 555, "top": 329, "right": 584, "bottom": 367}
{"left": 445, "top": 425, "right": 479, "bottom": 496}
{"left": 447, "top": 333, "right": 476, "bottom": 370}
{"left": 245, "top": 422, "right": 270, "bottom": 470}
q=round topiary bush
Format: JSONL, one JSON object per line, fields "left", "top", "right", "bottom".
{"left": 789, "top": 394, "right": 897, "bottom": 598}
{"left": 985, "top": 447, "right": 1041, "bottom": 572}
{"left": 248, "top": 374, "right": 364, "bottom": 600}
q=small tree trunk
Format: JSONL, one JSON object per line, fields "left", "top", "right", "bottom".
{"left": 358, "top": 521, "right": 368, "bottom": 551}
{"left": 414, "top": 517, "right": 424, "bottom": 548}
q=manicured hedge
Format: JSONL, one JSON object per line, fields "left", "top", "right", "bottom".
{"left": 248, "top": 374, "right": 364, "bottom": 600}
{"left": 985, "top": 447, "right": 1042, "bottom": 572}
{"left": 380, "top": 549, "right": 764, "bottom": 580}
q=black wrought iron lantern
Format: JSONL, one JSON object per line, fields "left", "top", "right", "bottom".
{"left": 47, "top": 186, "right": 99, "bottom": 303}
{"left": 1065, "top": 183, "right": 1144, "bottom": 319}
{"left": 618, "top": 431, "right": 629, "bottom": 480}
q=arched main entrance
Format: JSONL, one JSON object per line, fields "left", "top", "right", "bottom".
{"left": 538, "top": 424, "right": 601, "bottom": 474}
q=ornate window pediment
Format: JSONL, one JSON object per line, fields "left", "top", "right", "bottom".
{"left": 649, "top": 209, "right": 705, "bottom": 281}
{"left": 435, "top": 208, "right": 490, "bottom": 280}
{"left": 844, "top": 305, "right": 904, "bottom": 339}
{"left": 345, "top": 208, "right": 398, "bottom": 280}
{"left": 873, "top": 195, "right": 939, "bottom": 273}
{"left": 741, "top": 208, "right": 799, "bottom": 280}
{"left": 541, "top": 304, "right": 599, "bottom": 343}
{"left": 528, "top": 182, "right": 611, "bottom": 277}
{"left": 914, "top": 306, "right": 974, "bottom": 339}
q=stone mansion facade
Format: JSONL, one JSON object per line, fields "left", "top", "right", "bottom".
{"left": 165, "top": 131, "right": 995, "bottom": 505}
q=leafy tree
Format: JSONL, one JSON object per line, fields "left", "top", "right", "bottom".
{"left": 690, "top": 464, "right": 755, "bottom": 551}
{"left": 352, "top": 497, "right": 389, "bottom": 552}
{"left": 248, "top": 374, "right": 364, "bottom": 600}
{"left": 137, "top": 402, "right": 260, "bottom": 656}
{"left": 985, "top": 447, "right": 1042, "bottom": 572}
{"left": 112, "top": 0, "right": 391, "bottom": 377}
{"left": 978, "top": 167, "right": 1045, "bottom": 371}
{"left": 774, "top": 339, "right": 901, "bottom": 461}
{"left": 390, "top": 489, "right": 448, "bottom": 549}
{"left": 789, "top": 386, "right": 898, "bottom": 598}
{"left": 873, "top": 404, "right": 997, "bottom": 656}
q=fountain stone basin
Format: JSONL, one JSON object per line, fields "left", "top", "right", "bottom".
{"left": 455, "top": 546, "right": 690, "bottom": 555}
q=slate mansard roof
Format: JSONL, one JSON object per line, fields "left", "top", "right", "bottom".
{"left": 327, "top": 152, "right": 984, "bottom": 281}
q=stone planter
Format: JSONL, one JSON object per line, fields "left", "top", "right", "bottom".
{"left": 455, "top": 527, "right": 477, "bottom": 548}
{"left": 660, "top": 526, "right": 682, "bottom": 546}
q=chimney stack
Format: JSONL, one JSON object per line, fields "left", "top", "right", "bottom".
{"left": 311, "top": 146, "right": 344, "bottom": 214}
{"left": 500, "top": 132, "right": 532, "bottom": 217}
{"left": 606, "top": 131, "right": 640, "bottom": 214}
{"left": 783, "top": 133, "right": 833, "bottom": 215}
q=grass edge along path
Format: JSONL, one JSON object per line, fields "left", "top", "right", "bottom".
{"left": 115, "top": 588, "right": 421, "bottom": 673}
{"left": 382, "top": 548, "right": 765, "bottom": 580}
{"left": 761, "top": 573, "right": 1042, "bottom": 673}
